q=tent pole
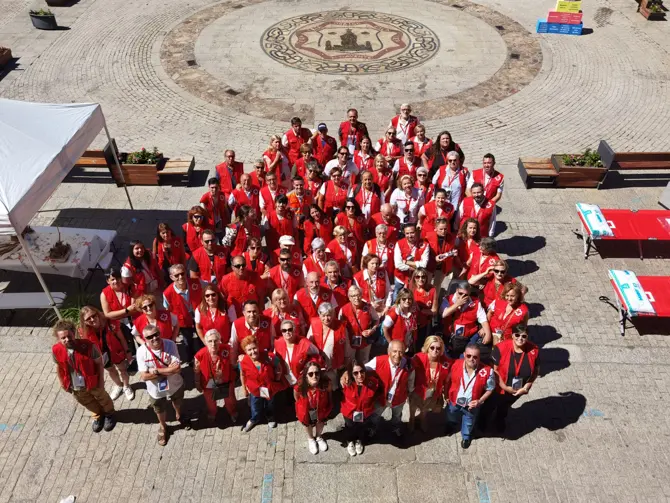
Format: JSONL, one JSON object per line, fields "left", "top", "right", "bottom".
{"left": 15, "top": 232, "right": 62, "bottom": 320}
{"left": 103, "top": 124, "right": 134, "bottom": 210}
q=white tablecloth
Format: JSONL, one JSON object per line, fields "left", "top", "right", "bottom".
{"left": 0, "top": 227, "right": 117, "bottom": 279}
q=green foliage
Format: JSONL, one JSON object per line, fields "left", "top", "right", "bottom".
{"left": 562, "top": 148, "right": 603, "bottom": 167}
{"left": 30, "top": 8, "right": 53, "bottom": 15}
{"left": 125, "top": 147, "right": 163, "bottom": 165}
{"left": 40, "top": 293, "right": 95, "bottom": 326}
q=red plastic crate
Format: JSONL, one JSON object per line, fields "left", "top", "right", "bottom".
{"left": 547, "top": 11, "right": 583, "bottom": 24}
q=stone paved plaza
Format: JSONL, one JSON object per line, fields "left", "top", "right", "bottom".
{"left": 1, "top": 0, "right": 670, "bottom": 501}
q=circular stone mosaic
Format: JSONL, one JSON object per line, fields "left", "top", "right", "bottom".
{"left": 261, "top": 11, "right": 440, "bottom": 75}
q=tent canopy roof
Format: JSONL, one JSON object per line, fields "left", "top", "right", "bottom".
{"left": 0, "top": 99, "right": 105, "bottom": 235}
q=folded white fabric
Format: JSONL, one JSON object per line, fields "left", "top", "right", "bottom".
{"left": 576, "top": 203, "right": 614, "bottom": 238}
{"left": 609, "top": 269, "right": 656, "bottom": 315}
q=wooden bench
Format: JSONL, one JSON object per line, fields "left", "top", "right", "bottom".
{"left": 518, "top": 158, "right": 558, "bottom": 188}
{"left": 75, "top": 150, "right": 111, "bottom": 168}
{"left": 598, "top": 140, "right": 670, "bottom": 171}
{"left": 158, "top": 156, "right": 195, "bottom": 186}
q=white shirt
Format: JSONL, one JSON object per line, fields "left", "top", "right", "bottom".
{"left": 366, "top": 356, "right": 415, "bottom": 400}
{"left": 131, "top": 313, "right": 178, "bottom": 338}
{"left": 389, "top": 188, "right": 424, "bottom": 224}
{"left": 466, "top": 171, "right": 504, "bottom": 194}
{"left": 382, "top": 309, "right": 416, "bottom": 347}
{"left": 432, "top": 168, "right": 468, "bottom": 209}
{"left": 137, "top": 340, "right": 183, "bottom": 399}
{"left": 121, "top": 261, "right": 158, "bottom": 292}
{"left": 349, "top": 186, "right": 384, "bottom": 219}
{"left": 281, "top": 341, "right": 320, "bottom": 385}
{"left": 389, "top": 117, "right": 413, "bottom": 144}
{"left": 324, "top": 159, "right": 359, "bottom": 185}
{"left": 456, "top": 364, "right": 495, "bottom": 404}
{"left": 362, "top": 241, "right": 392, "bottom": 271}
{"left": 259, "top": 187, "right": 280, "bottom": 211}
{"left": 393, "top": 240, "right": 430, "bottom": 274}
{"left": 355, "top": 269, "right": 393, "bottom": 308}
{"left": 456, "top": 199, "right": 497, "bottom": 237}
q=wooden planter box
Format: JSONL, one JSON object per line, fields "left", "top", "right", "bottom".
{"left": 639, "top": 0, "right": 666, "bottom": 19}
{"left": 551, "top": 155, "right": 608, "bottom": 188}
{"left": 0, "top": 48, "right": 12, "bottom": 67}
{"left": 110, "top": 160, "right": 164, "bottom": 186}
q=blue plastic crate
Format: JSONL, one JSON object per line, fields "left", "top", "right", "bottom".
{"left": 548, "top": 23, "right": 561, "bottom": 33}
{"left": 559, "top": 23, "right": 571, "bottom": 33}
{"left": 568, "top": 23, "right": 583, "bottom": 35}
{"left": 536, "top": 19, "right": 548, "bottom": 33}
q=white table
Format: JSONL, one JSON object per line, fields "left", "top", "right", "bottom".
{"left": 0, "top": 227, "right": 117, "bottom": 279}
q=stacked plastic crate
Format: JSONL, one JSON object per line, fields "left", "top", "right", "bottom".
{"left": 537, "top": 1, "right": 583, "bottom": 35}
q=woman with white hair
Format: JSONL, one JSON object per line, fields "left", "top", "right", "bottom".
{"left": 339, "top": 285, "right": 379, "bottom": 363}
{"left": 194, "top": 329, "right": 237, "bottom": 424}
{"left": 307, "top": 302, "right": 351, "bottom": 387}
{"left": 303, "top": 237, "right": 329, "bottom": 278}
{"left": 362, "top": 224, "right": 395, "bottom": 279}
{"left": 326, "top": 225, "right": 357, "bottom": 277}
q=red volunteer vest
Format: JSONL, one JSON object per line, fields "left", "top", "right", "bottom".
{"left": 482, "top": 276, "right": 517, "bottom": 308}
{"left": 494, "top": 339, "right": 539, "bottom": 394}
{"left": 123, "top": 257, "right": 161, "bottom": 297}
{"left": 335, "top": 212, "right": 366, "bottom": 247}
{"left": 421, "top": 201, "right": 455, "bottom": 235}
{"left": 192, "top": 246, "right": 227, "bottom": 284}
{"left": 446, "top": 294, "right": 481, "bottom": 338}
{"left": 326, "top": 238, "right": 356, "bottom": 270}
{"left": 412, "top": 287, "right": 435, "bottom": 328}
{"left": 244, "top": 251, "right": 267, "bottom": 274}
{"left": 52, "top": 340, "right": 99, "bottom": 391}
{"left": 155, "top": 236, "right": 186, "bottom": 270}
{"left": 321, "top": 277, "right": 350, "bottom": 308}
{"left": 396, "top": 157, "right": 421, "bottom": 180}
{"left": 313, "top": 134, "right": 338, "bottom": 167}
{"left": 374, "top": 355, "right": 411, "bottom": 407}
{"left": 197, "top": 307, "right": 232, "bottom": 344}
{"left": 215, "top": 163, "right": 235, "bottom": 196}
{"left": 271, "top": 246, "right": 303, "bottom": 267}
{"left": 274, "top": 336, "right": 314, "bottom": 380}
{"left": 269, "top": 265, "right": 303, "bottom": 300}
{"left": 369, "top": 213, "right": 399, "bottom": 242}
{"left": 231, "top": 186, "right": 261, "bottom": 215}
{"left": 377, "top": 138, "right": 402, "bottom": 160}
{"left": 353, "top": 186, "right": 382, "bottom": 218}
{"left": 339, "top": 301, "right": 374, "bottom": 349}
{"left": 200, "top": 192, "right": 230, "bottom": 230}
{"left": 424, "top": 231, "right": 457, "bottom": 274}
{"left": 233, "top": 316, "right": 273, "bottom": 354}
{"left": 263, "top": 306, "right": 302, "bottom": 339}
{"left": 240, "top": 352, "right": 287, "bottom": 398}
{"left": 461, "top": 197, "right": 495, "bottom": 238}
{"left": 386, "top": 306, "right": 418, "bottom": 346}
{"left": 295, "top": 287, "right": 332, "bottom": 321}
{"left": 284, "top": 128, "right": 312, "bottom": 166}
{"left": 220, "top": 271, "right": 264, "bottom": 318}
{"left": 339, "top": 121, "right": 368, "bottom": 150}
{"left": 370, "top": 168, "right": 393, "bottom": 194}
{"left": 436, "top": 166, "right": 468, "bottom": 204}
{"left": 102, "top": 285, "right": 133, "bottom": 314}
{"left": 194, "top": 345, "right": 233, "bottom": 389}
{"left": 134, "top": 310, "right": 174, "bottom": 341}
{"left": 353, "top": 150, "right": 375, "bottom": 171}
{"left": 391, "top": 115, "right": 419, "bottom": 141}
{"left": 447, "top": 359, "right": 493, "bottom": 404}
{"left": 323, "top": 181, "right": 348, "bottom": 214}
{"left": 472, "top": 168, "right": 504, "bottom": 201}
{"left": 354, "top": 270, "right": 389, "bottom": 306}
{"left": 266, "top": 211, "right": 296, "bottom": 251}
{"left": 229, "top": 223, "right": 262, "bottom": 257}
{"left": 467, "top": 248, "right": 501, "bottom": 280}
{"left": 79, "top": 322, "right": 126, "bottom": 365}
{"left": 412, "top": 352, "right": 452, "bottom": 401}
{"left": 302, "top": 255, "right": 327, "bottom": 278}
{"left": 294, "top": 385, "right": 332, "bottom": 424}
{"left": 489, "top": 301, "right": 529, "bottom": 340}
{"left": 260, "top": 186, "right": 286, "bottom": 215}
{"left": 310, "top": 318, "right": 347, "bottom": 370}
{"left": 341, "top": 376, "right": 380, "bottom": 420}
{"left": 364, "top": 238, "right": 395, "bottom": 278}
{"left": 394, "top": 238, "right": 429, "bottom": 285}
{"left": 415, "top": 182, "right": 435, "bottom": 204}
{"left": 163, "top": 279, "right": 202, "bottom": 328}
{"left": 182, "top": 222, "right": 208, "bottom": 253}
{"left": 410, "top": 136, "right": 433, "bottom": 158}
{"left": 302, "top": 219, "right": 334, "bottom": 255}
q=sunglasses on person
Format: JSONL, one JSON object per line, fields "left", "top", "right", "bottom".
{"left": 141, "top": 303, "right": 154, "bottom": 311}
{"left": 352, "top": 370, "right": 365, "bottom": 376}
{"left": 415, "top": 275, "right": 427, "bottom": 279}
{"left": 386, "top": 131, "right": 395, "bottom": 136}
{"left": 429, "top": 345, "right": 441, "bottom": 352}
{"left": 279, "top": 258, "right": 291, "bottom": 262}
{"left": 338, "top": 151, "right": 348, "bottom": 156}
{"left": 204, "top": 293, "right": 217, "bottom": 298}
{"left": 249, "top": 246, "right": 260, "bottom": 250}
{"left": 281, "top": 328, "right": 294, "bottom": 333}
{"left": 232, "top": 264, "right": 245, "bottom": 269}
{"left": 307, "top": 371, "right": 320, "bottom": 377}
{"left": 448, "top": 159, "right": 458, "bottom": 163}
{"left": 345, "top": 205, "right": 355, "bottom": 210}
{"left": 145, "top": 333, "right": 160, "bottom": 341}
{"left": 172, "top": 272, "right": 185, "bottom": 278}
{"left": 193, "top": 215, "right": 204, "bottom": 219}
{"left": 513, "top": 333, "right": 529, "bottom": 339}
{"left": 204, "top": 239, "right": 215, "bottom": 244}
{"left": 464, "top": 354, "right": 479, "bottom": 359}
{"left": 404, "top": 149, "right": 414, "bottom": 153}
{"left": 417, "top": 173, "right": 427, "bottom": 177}
{"left": 493, "top": 269, "right": 506, "bottom": 274}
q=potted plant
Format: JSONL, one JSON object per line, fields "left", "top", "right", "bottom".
{"left": 0, "top": 47, "right": 12, "bottom": 67}
{"left": 640, "top": 0, "right": 666, "bottom": 19}
{"left": 551, "top": 148, "right": 608, "bottom": 188}
{"left": 29, "top": 9, "right": 58, "bottom": 30}
{"left": 111, "top": 147, "right": 165, "bottom": 186}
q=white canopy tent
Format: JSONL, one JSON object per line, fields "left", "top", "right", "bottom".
{"left": 0, "top": 98, "right": 133, "bottom": 318}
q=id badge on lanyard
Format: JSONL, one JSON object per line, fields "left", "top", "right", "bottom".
{"left": 259, "top": 387, "right": 270, "bottom": 399}
{"left": 353, "top": 411, "right": 364, "bottom": 422}
{"left": 352, "top": 335, "right": 362, "bottom": 347}
{"left": 73, "top": 372, "right": 86, "bottom": 389}
{"left": 309, "top": 409, "right": 318, "bottom": 422}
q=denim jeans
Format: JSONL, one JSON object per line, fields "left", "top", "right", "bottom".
{"left": 447, "top": 402, "right": 479, "bottom": 441}
{"left": 249, "top": 394, "right": 275, "bottom": 424}
{"left": 372, "top": 403, "right": 403, "bottom": 428}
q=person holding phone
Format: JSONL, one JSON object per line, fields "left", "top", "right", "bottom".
{"left": 341, "top": 360, "right": 382, "bottom": 456}
{"left": 137, "top": 325, "right": 186, "bottom": 446}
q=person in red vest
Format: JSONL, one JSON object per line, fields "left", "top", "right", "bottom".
{"left": 292, "top": 144, "right": 318, "bottom": 179}
{"left": 424, "top": 217, "right": 459, "bottom": 308}
{"left": 431, "top": 149, "right": 469, "bottom": 210}
{"left": 365, "top": 340, "right": 415, "bottom": 437}
{"left": 194, "top": 284, "right": 231, "bottom": 345}
{"left": 282, "top": 117, "right": 312, "bottom": 167}
{"left": 326, "top": 226, "right": 357, "bottom": 278}
{"left": 259, "top": 171, "right": 286, "bottom": 219}
{"left": 194, "top": 329, "right": 238, "bottom": 425}
{"left": 389, "top": 103, "right": 420, "bottom": 144}
{"left": 456, "top": 218, "right": 481, "bottom": 277}
{"left": 132, "top": 294, "right": 179, "bottom": 344}
{"left": 244, "top": 236, "right": 270, "bottom": 276}
{"left": 221, "top": 205, "right": 262, "bottom": 258}
{"left": 307, "top": 303, "right": 351, "bottom": 387}
{"left": 354, "top": 254, "right": 392, "bottom": 320}
{"left": 311, "top": 123, "right": 338, "bottom": 168}
{"left": 361, "top": 224, "right": 395, "bottom": 280}
{"left": 428, "top": 130, "right": 465, "bottom": 177}
{"left": 265, "top": 288, "right": 305, "bottom": 339}
{"left": 274, "top": 319, "right": 321, "bottom": 387}
{"left": 418, "top": 188, "right": 455, "bottom": 236}
{"left": 341, "top": 360, "right": 382, "bottom": 456}
{"left": 215, "top": 150, "right": 244, "bottom": 186}
{"left": 302, "top": 206, "right": 333, "bottom": 257}
{"left": 445, "top": 344, "right": 495, "bottom": 448}
{"left": 317, "top": 165, "right": 349, "bottom": 217}
{"left": 350, "top": 170, "right": 384, "bottom": 221}
{"left": 302, "top": 238, "right": 329, "bottom": 278}
{"left": 294, "top": 360, "right": 332, "bottom": 455}
{"left": 370, "top": 155, "right": 394, "bottom": 201}
{"left": 287, "top": 176, "right": 313, "bottom": 237}
{"left": 163, "top": 263, "right": 204, "bottom": 363}
{"left": 466, "top": 153, "right": 504, "bottom": 204}
{"left": 229, "top": 174, "right": 261, "bottom": 219}
{"left": 269, "top": 248, "right": 304, "bottom": 300}
{"left": 338, "top": 108, "right": 369, "bottom": 154}
{"left": 52, "top": 320, "right": 116, "bottom": 433}
{"left": 440, "top": 281, "right": 491, "bottom": 356}
{"left": 487, "top": 282, "right": 529, "bottom": 344}
{"left": 409, "top": 268, "right": 435, "bottom": 349}
{"left": 265, "top": 194, "right": 297, "bottom": 252}
{"left": 322, "top": 260, "right": 350, "bottom": 308}
{"left": 393, "top": 223, "right": 430, "bottom": 295}
{"left": 414, "top": 166, "right": 434, "bottom": 203}
{"left": 239, "top": 334, "right": 288, "bottom": 432}
{"left": 472, "top": 258, "right": 521, "bottom": 309}
{"left": 335, "top": 198, "right": 367, "bottom": 253}
{"left": 382, "top": 288, "right": 419, "bottom": 350}
{"left": 153, "top": 223, "right": 186, "bottom": 285}
{"left": 79, "top": 306, "right": 134, "bottom": 402}
{"left": 339, "top": 285, "right": 379, "bottom": 363}
{"left": 230, "top": 300, "right": 274, "bottom": 360}
{"left": 294, "top": 271, "right": 337, "bottom": 322}
{"left": 264, "top": 135, "right": 292, "bottom": 188}
{"left": 409, "top": 335, "right": 452, "bottom": 432}
{"left": 122, "top": 240, "right": 163, "bottom": 298}
{"left": 457, "top": 182, "right": 497, "bottom": 238}
{"left": 100, "top": 267, "right": 138, "bottom": 335}
{"left": 486, "top": 324, "right": 539, "bottom": 434}
{"left": 220, "top": 256, "right": 266, "bottom": 320}
{"left": 392, "top": 141, "right": 421, "bottom": 181}
{"left": 409, "top": 124, "right": 433, "bottom": 169}
{"left": 353, "top": 136, "right": 376, "bottom": 173}
{"left": 466, "top": 237, "right": 500, "bottom": 283}
{"left": 249, "top": 159, "right": 267, "bottom": 189}
{"left": 375, "top": 127, "right": 403, "bottom": 165}
{"left": 200, "top": 178, "right": 230, "bottom": 242}
{"left": 368, "top": 203, "right": 400, "bottom": 242}
{"left": 182, "top": 205, "right": 211, "bottom": 255}
{"left": 188, "top": 229, "right": 227, "bottom": 285}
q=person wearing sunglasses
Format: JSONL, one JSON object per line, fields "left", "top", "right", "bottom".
{"left": 294, "top": 271, "right": 337, "bottom": 322}
{"left": 393, "top": 141, "right": 421, "bottom": 182}
{"left": 424, "top": 217, "right": 460, "bottom": 310}
{"left": 264, "top": 288, "right": 304, "bottom": 339}
{"left": 194, "top": 329, "right": 238, "bottom": 425}
{"left": 431, "top": 148, "right": 469, "bottom": 210}
{"left": 243, "top": 237, "right": 269, "bottom": 276}
{"left": 349, "top": 170, "right": 383, "bottom": 221}
{"left": 274, "top": 320, "right": 321, "bottom": 387}
{"left": 418, "top": 188, "right": 455, "bottom": 236}
{"left": 200, "top": 177, "right": 231, "bottom": 243}
{"left": 445, "top": 343, "right": 494, "bottom": 448}
{"left": 393, "top": 223, "right": 430, "bottom": 296}
{"left": 182, "top": 205, "right": 211, "bottom": 255}
{"left": 339, "top": 285, "right": 379, "bottom": 363}
{"left": 466, "top": 153, "right": 504, "bottom": 204}
{"left": 409, "top": 268, "right": 435, "bottom": 349}
{"left": 215, "top": 149, "right": 244, "bottom": 196}
{"left": 472, "top": 258, "right": 517, "bottom": 308}
{"left": 220, "top": 255, "right": 266, "bottom": 320}
{"left": 338, "top": 108, "right": 369, "bottom": 154}
{"left": 187, "top": 229, "right": 227, "bottom": 285}
{"left": 163, "top": 264, "right": 205, "bottom": 363}
{"left": 374, "top": 127, "right": 402, "bottom": 165}
{"left": 317, "top": 165, "right": 350, "bottom": 217}
{"left": 249, "top": 159, "right": 267, "bottom": 189}
{"left": 441, "top": 281, "right": 491, "bottom": 357}
{"left": 271, "top": 234, "right": 302, "bottom": 269}
{"left": 409, "top": 335, "right": 452, "bottom": 432}
{"left": 307, "top": 303, "right": 350, "bottom": 388}
{"left": 52, "top": 320, "right": 117, "bottom": 434}
{"left": 341, "top": 360, "right": 382, "bottom": 456}
{"left": 269, "top": 248, "right": 304, "bottom": 301}
{"left": 195, "top": 285, "right": 231, "bottom": 345}
{"left": 389, "top": 103, "right": 420, "bottom": 144}
{"left": 487, "top": 282, "right": 529, "bottom": 344}
{"left": 457, "top": 182, "right": 497, "bottom": 238}
{"left": 354, "top": 254, "right": 392, "bottom": 320}
{"left": 413, "top": 166, "right": 434, "bottom": 203}
{"left": 335, "top": 198, "right": 366, "bottom": 255}
{"left": 390, "top": 175, "right": 424, "bottom": 228}
{"left": 79, "top": 306, "right": 134, "bottom": 402}
{"left": 409, "top": 124, "right": 433, "bottom": 170}
{"left": 153, "top": 222, "right": 186, "bottom": 286}
{"left": 294, "top": 361, "right": 333, "bottom": 455}
{"left": 132, "top": 294, "right": 179, "bottom": 345}
{"left": 486, "top": 324, "right": 539, "bottom": 434}
{"left": 383, "top": 288, "right": 419, "bottom": 351}
{"left": 137, "top": 324, "right": 186, "bottom": 446}
{"left": 311, "top": 123, "right": 338, "bottom": 168}
{"left": 121, "top": 240, "right": 163, "bottom": 298}
{"left": 324, "top": 147, "right": 360, "bottom": 189}
{"left": 230, "top": 300, "right": 274, "bottom": 362}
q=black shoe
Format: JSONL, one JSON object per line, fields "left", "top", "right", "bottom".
{"left": 461, "top": 439, "right": 471, "bottom": 449}
{"left": 103, "top": 415, "right": 116, "bottom": 432}
{"left": 92, "top": 418, "right": 103, "bottom": 433}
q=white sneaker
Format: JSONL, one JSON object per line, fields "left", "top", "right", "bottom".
{"left": 109, "top": 385, "right": 123, "bottom": 400}
{"left": 355, "top": 440, "right": 364, "bottom": 455}
{"left": 308, "top": 439, "right": 319, "bottom": 455}
{"left": 123, "top": 387, "right": 135, "bottom": 401}
{"left": 268, "top": 421, "right": 277, "bottom": 429}
{"left": 347, "top": 441, "right": 356, "bottom": 457}
{"left": 316, "top": 436, "right": 328, "bottom": 452}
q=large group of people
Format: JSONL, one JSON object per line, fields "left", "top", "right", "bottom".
{"left": 52, "top": 105, "right": 540, "bottom": 453}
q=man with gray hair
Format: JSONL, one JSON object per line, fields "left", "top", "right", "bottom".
{"left": 389, "top": 103, "right": 419, "bottom": 144}
{"left": 307, "top": 302, "right": 350, "bottom": 387}
{"left": 369, "top": 203, "right": 400, "bottom": 242}
{"left": 294, "top": 271, "right": 337, "bottom": 321}
{"left": 323, "top": 260, "right": 350, "bottom": 307}
{"left": 302, "top": 238, "right": 328, "bottom": 278}
{"left": 432, "top": 150, "right": 470, "bottom": 210}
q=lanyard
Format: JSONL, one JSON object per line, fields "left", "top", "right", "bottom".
{"left": 460, "top": 368, "right": 477, "bottom": 393}
{"left": 308, "top": 388, "right": 319, "bottom": 410}
{"left": 437, "top": 236, "right": 449, "bottom": 255}
{"left": 446, "top": 169, "right": 459, "bottom": 188}
{"left": 352, "top": 306, "right": 368, "bottom": 333}
{"left": 512, "top": 351, "right": 526, "bottom": 377}
{"left": 367, "top": 274, "right": 380, "bottom": 300}
{"left": 148, "top": 342, "right": 170, "bottom": 368}
{"left": 362, "top": 188, "right": 373, "bottom": 208}
{"left": 403, "top": 194, "right": 414, "bottom": 210}
{"left": 389, "top": 363, "right": 404, "bottom": 393}
{"left": 397, "top": 120, "right": 409, "bottom": 136}
{"left": 280, "top": 270, "right": 290, "bottom": 290}
{"left": 208, "top": 352, "right": 223, "bottom": 381}
{"left": 428, "top": 361, "right": 442, "bottom": 387}
{"left": 320, "top": 327, "right": 333, "bottom": 351}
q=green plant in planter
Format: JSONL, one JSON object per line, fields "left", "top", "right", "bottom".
{"left": 562, "top": 148, "right": 603, "bottom": 167}
{"left": 40, "top": 293, "right": 96, "bottom": 325}
{"left": 124, "top": 147, "right": 163, "bottom": 164}
{"left": 30, "top": 8, "right": 53, "bottom": 15}
{"left": 649, "top": 3, "right": 662, "bottom": 12}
